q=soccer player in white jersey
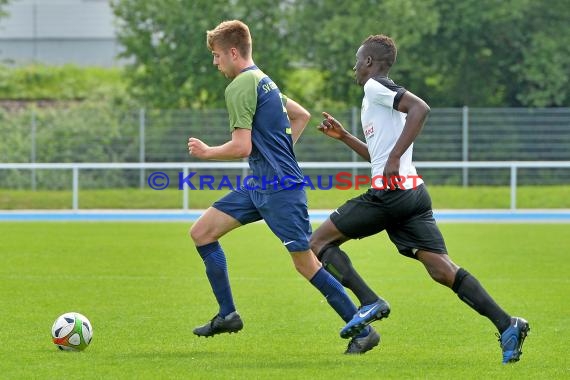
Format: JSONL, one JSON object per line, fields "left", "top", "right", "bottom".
{"left": 310, "top": 34, "right": 529, "bottom": 363}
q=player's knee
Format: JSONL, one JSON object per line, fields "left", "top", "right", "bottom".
{"left": 310, "top": 240, "right": 336, "bottom": 262}
{"left": 310, "top": 220, "right": 344, "bottom": 259}
{"left": 309, "top": 235, "right": 330, "bottom": 260}
{"left": 428, "top": 269, "right": 446, "bottom": 285}
{"left": 189, "top": 223, "right": 209, "bottom": 245}
{"left": 426, "top": 265, "right": 456, "bottom": 287}
{"left": 291, "top": 251, "right": 321, "bottom": 280}
{"left": 189, "top": 224, "right": 199, "bottom": 243}
{"left": 308, "top": 231, "right": 318, "bottom": 246}
{"left": 293, "top": 261, "right": 307, "bottom": 276}
{"left": 418, "top": 252, "right": 458, "bottom": 287}
{"left": 309, "top": 240, "right": 322, "bottom": 259}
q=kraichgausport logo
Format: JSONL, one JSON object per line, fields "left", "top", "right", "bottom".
{"left": 147, "top": 171, "right": 422, "bottom": 191}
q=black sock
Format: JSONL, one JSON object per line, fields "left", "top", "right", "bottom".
{"left": 318, "top": 245, "right": 380, "bottom": 306}
{"left": 452, "top": 268, "right": 512, "bottom": 333}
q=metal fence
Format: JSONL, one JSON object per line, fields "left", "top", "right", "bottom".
{"left": 1, "top": 107, "right": 569, "bottom": 189}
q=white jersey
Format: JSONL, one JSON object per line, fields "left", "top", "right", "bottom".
{"left": 361, "top": 76, "right": 423, "bottom": 190}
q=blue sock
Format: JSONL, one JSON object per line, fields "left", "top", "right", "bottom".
{"left": 196, "top": 241, "right": 236, "bottom": 318}
{"left": 310, "top": 267, "right": 357, "bottom": 322}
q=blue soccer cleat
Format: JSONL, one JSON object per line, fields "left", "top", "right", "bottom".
{"left": 340, "top": 299, "right": 391, "bottom": 339}
{"left": 498, "top": 317, "right": 530, "bottom": 364}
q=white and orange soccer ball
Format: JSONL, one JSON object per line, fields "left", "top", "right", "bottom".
{"left": 51, "top": 312, "right": 93, "bottom": 351}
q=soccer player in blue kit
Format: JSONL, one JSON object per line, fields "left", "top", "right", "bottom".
{"left": 311, "top": 34, "right": 530, "bottom": 363}
{"left": 187, "top": 20, "right": 379, "bottom": 354}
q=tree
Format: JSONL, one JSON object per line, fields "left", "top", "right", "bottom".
{"left": 112, "top": 0, "right": 570, "bottom": 109}
{"left": 511, "top": 0, "right": 570, "bottom": 106}
{"left": 0, "top": 0, "right": 10, "bottom": 20}
{"left": 112, "top": 0, "right": 227, "bottom": 108}
{"left": 403, "top": 0, "right": 570, "bottom": 107}
{"left": 111, "top": 0, "right": 293, "bottom": 109}
{"left": 288, "top": 0, "right": 439, "bottom": 107}
{"left": 111, "top": 0, "right": 441, "bottom": 109}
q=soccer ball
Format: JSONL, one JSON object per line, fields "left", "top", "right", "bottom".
{"left": 51, "top": 312, "right": 93, "bottom": 351}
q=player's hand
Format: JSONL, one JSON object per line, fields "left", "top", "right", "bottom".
{"left": 317, "top": 112, "right": 347, "bottom": 140}
{"left": 188, "top": 137, "right": 210, "bottom": 159}
{"left": 383, "top": 155, "right": 402, "bottom": 190}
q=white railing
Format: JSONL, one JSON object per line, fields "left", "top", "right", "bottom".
{"left": 1, "top": 161, "right": 570, "bottom": 210}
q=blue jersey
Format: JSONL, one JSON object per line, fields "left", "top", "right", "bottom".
{"left": 225, "top": 65, "right": 303, "bottom": 191}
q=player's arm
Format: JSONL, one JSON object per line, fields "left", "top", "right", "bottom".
{"left": 285, "top": 98, "right": 311, "bottom": 145}
{"left": 188, "top": 73, "right": 255, "bottom": 160}
{"left": 318, "top": 111, "right": 371, "bottom": 162}
{"left": 384, "top": 91, "right": 430, "bottom": 179}
{"left": 188, "top": 128, "right": 251, "bottom": 160}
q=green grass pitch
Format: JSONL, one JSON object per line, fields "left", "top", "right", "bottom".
{"left": 0, "top": 222, "right": 568, "bottom": 379}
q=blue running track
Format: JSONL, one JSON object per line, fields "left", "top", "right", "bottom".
{"left": 1, "top": 210, "right": 569, "bottom": 223}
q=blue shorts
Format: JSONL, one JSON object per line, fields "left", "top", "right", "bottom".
{"left": 212, "top": 187, "right": 312, "bottom": 252}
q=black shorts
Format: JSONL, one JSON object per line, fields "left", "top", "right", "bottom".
{"left": 330, "top": 184, "right": 447, "bottom": 258}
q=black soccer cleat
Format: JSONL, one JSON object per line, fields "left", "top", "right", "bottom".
{"left": 193, "top": 311, "right": 244, "bottom": 337}
{"left": 344, "top": 327, "right": 380, "bottom": 354}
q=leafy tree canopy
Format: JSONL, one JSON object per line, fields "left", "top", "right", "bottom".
{"left": 111, "top": 0, "right": 570, "bottom": 108}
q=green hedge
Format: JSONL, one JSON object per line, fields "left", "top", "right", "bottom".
{"left": 0, "top": 103, "right": 141, "bottom": 189}
{"left": 0, "top": 64, "right": 138, "bottom": 189}
{"left": 0, "top": 64, "right": 128, "bottom": 101}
